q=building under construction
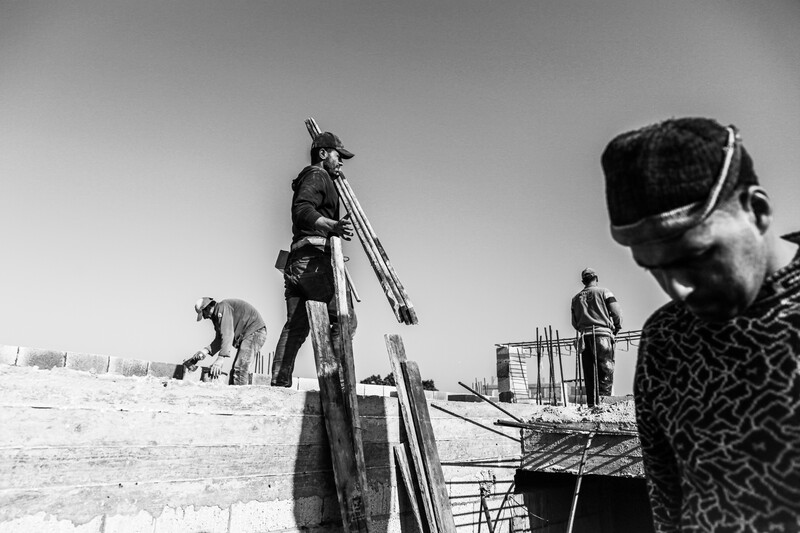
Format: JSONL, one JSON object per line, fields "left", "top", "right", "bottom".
{"left": 0, "top": 338, "right": 652, "bottom": 533}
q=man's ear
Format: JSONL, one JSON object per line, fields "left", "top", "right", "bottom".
{"left": 746, "top": 186, "right": 772, "bottom": 233}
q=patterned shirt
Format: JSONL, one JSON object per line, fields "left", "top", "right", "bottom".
{"left": 635, "top": 233, "right": 800, "bottom": 532}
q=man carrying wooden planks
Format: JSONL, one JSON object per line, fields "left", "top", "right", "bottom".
{"left": 270, "top": 131, "right": 357, "bottom": 387}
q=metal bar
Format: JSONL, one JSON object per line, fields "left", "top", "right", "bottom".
{"left": 556, "top": 329, "right": 566, "bottom": 407}
{"left": 430, "top": 403, "right": 521, "bottom": 443}
{"left": 592, "top": 326, "right": 600, "bottom": 407}
{"left": 457, "top": 381, "right": 524, "bottom": 423}
{"left": 494, "top": 418, "right": 638, "bottom": 437}
{"left": 566, "top": 432, "right": 596, "bottom": 533}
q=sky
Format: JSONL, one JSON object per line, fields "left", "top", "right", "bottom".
{"left": 2, "top": 0, "right": 799, "bottom": 396}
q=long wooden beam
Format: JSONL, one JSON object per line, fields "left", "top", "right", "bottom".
{"left": 393, "top": 444, "right": 425, "bottom": 532}
{"left": 306, "top": 300, "right": 370, "bottom": 532}
{"left": 403, "top": 360, "right": 457, "bottom": 533}
{"left": 385, "top": 334, "right": 438, "bottom": 533}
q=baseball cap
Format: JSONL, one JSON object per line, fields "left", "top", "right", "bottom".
{"left": 312, "top": 132, "right": 354, "bottom": 159}
{"left": 194, "top": 297, "right": 214, "bottom": 321}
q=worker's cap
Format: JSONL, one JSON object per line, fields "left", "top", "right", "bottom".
{"left": 194, "top": 297, "right": 215, "bottom": 322}
{"left": 601, "top": 117, "right": 757, "bottom": 247}
{"left": 312, "top": 132, "right": 354, "bottom": 159}
{"left": 581, "top": 268, "right": 597, "bottom": 282}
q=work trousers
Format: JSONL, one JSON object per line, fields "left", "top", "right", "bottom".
{"left": 580, "top": 334, "right": 615, "bottom": 407}
{"left": 202, "top": 327, "right": 267, "bottom": 385}
{"left": 271, "top": 246, "right": 357, "bottom": 387}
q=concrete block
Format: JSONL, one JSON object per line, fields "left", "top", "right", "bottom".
{"left": 295, "top": 376, "right": 319, "bottom": 391}
{"left": 147, "top": 362, "right": 183, "bottom": 379}
{"left": 445, "top": 394, "right": 482, "bottom": 402}
{"left": 0, "top": 513, "right": 102, "bottom": 533}
{"left": 251, "top": 373, "right": 270, "bottom": 386}
{"left": 107, "top": 356, "right": 149, "bottom": 377}
{"left": 0, "top": 345, "right": 18, "bottom": 366}
{"left": 65, "top": 352, "right": 109, "bottom": 374}
{"left": 104, "top": 511, "right": 155, "bottom": 533}
{"left": 181, "top": 365, "right": 204, "bottom": 382}
{"left": 153, "top": 505, "right": 229, "bottom": 533}
{"left": 16, "top": 346, "right": 66, "bottom": 369}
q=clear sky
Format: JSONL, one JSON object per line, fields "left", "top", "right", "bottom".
{"left": 2, "top": 0, "right": 799, "bottom": 395}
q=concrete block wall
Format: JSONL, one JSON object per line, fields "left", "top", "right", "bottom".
{"left": 0, "top": 345, "right": 186, "bottom": 379}
{"left": 0, "top": 352, "right": 544, "bottom": 533}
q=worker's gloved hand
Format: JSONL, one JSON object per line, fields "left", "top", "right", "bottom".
{"left": 183, "top": 350, "right": 207, "bottom": 371}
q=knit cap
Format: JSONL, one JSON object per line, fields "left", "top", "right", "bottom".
{"left": 601, "top": 117, "right": 757, "bottom": 246}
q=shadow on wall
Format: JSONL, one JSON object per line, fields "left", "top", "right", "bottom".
{"left": 293, "top": 391, "right": 394, "bottom": 531}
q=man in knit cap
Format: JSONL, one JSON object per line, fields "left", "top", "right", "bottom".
{"left": 570, "top": 267, "right": 622, "bottom": 407}
{"left": 602, "top": 117, "right": 800, "bottom": 532}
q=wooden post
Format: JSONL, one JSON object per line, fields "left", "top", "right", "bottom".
{"left": 332, "top": 237, "right": 372, "bottom": 531}
{"left": 306, "top": 300, "right": 370, "bottom": 532}
{"left": 393, "top": 444, "right": 425, "bottom": 532}
{"left": 403, "top": 360, "right": 457, "bottom": 533}
{"left": 385, "top": 334, "right": 438, "bottom": 533}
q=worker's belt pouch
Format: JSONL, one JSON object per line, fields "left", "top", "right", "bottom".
{"left": 275, "top": 250, "right": 290, "bottom": 271}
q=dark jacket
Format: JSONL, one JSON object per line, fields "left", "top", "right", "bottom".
{"left": 290, "top": 165, "right": 340, "bottom": 245}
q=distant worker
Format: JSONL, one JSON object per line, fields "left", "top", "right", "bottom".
{"left": 570, "top": 268, "right": 622, "bottom": 407}
{"left": 185, "top": 297, "right": 267, "bottom": 385}
{"left": 602, "top": 117, "right": 800, "bottom": 531}
{"left": 271, "top": 132, "right": 356, "bottom": 387}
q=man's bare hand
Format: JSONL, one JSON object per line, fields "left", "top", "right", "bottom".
{"left": 316, "top": 214, "right": 353, "bottom": 240}
{"left": 332, "top": 214, "right": 353, "bottom": 240}
{"left": 209, "top": 361, "right": 224, "bottom": 379}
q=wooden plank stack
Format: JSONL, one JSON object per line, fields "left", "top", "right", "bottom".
{"left": 304, "top": 117, "right": 418, "bottom": 325}
{"left": 386, "top": 334, "right": 456, "bottom": 533}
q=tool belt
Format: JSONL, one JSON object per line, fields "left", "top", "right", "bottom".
{"left": 290, "top": 236, "right": 328, "bottom": 252}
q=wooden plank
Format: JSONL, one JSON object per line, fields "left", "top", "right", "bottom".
{"left": 402, "top": 360, "right": 457, "bottom": 533}
{"left": 306, "top": 301, "right": 369, "bottom": 532}
{"left": 385, "top": 334, "right": 438, "bottom": 533}
{"left": 331, "top": 237, "right": 373, "bottom": 531}
{"left": 393, "top": 444, "right": 425, "bottom": 532}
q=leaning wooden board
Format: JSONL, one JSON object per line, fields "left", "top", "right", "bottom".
{"left": 306, "top": 301, "right": 370, "bottom": 532}
{"left": 385, "top": 334, "right": 438, "bottom": 533}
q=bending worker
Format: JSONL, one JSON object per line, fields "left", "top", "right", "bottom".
{"left": 270, "top": 131, "right": 356, "bottom": 387}
{"left": 570, "top": 267, "right": 622, "bottom": 407}
{"left": 187, "top": 297, "right": 267, "bottom": 385}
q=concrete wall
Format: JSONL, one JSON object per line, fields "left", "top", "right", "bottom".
{"left": 0, "top": 348, "right": 545, "bottom": 533}
{"left": 496, "top": 347, "right": 529, "bottom": 401}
